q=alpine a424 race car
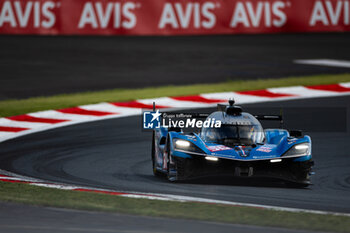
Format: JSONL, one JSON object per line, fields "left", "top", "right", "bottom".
{"left": 151, "top": 100, "right": 314, "bottom": 187}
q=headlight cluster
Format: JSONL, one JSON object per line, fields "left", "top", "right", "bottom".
{"left": 283, "top": 143, "right": 310, "bottom": 157}
{"left": 173, "top": 139, "right": 204, "bottom": 153}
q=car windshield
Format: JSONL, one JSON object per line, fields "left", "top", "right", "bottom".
{"left": 201, "top": 124, "right": 264, "bottom": 146}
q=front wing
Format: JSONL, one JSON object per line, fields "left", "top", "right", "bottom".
{"left": 170, "top": 151, "right": 314, "bottom": 184}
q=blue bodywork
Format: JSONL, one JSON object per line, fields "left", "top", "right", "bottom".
{"left": 154, "top": 129, "right": 311, "bottom": 167}
{"left": 151, "top": 107, "right": 314, "bottom": 185}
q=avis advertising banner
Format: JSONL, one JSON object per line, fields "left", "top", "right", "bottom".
{"left": 0, "top": 0, "right": 349, "bottom": 35}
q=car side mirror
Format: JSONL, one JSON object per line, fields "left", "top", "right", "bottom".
{"left": 289, "top": 130, "right": 303, "bottom": 138}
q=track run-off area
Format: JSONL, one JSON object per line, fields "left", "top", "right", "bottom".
{"left": 0, "top": 83, "right": 350, "bottom": 216}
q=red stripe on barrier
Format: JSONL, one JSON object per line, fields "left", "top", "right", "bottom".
{"left": 74, "top": 188, "right": 157, "bottom": 197}
{"left": 0, "top": 126, "right": 29, "bottom": 132}
{"left": 0, "top": 179, "right": 30, "bottom": 184}
{"left": 237, "top": 90, "right": 295, "bottom": 98}
{"left": 307, "top": 84, "right": 350, "bottom": 93}
{"left": 7, "top": 115, "right": 68, "bottom": 124}
{"left": 111, "top": 101, "right": 169, "bottom": 109}
{"left": 57, "top": 107, "right": 114, "bottom": 116}
{"left": 74, "top": 188, "right": 128, "bottom": 195}
{"left": 171, "top": 95, "right": 226, "bottom": 103}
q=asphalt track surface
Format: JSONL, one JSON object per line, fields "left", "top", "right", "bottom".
{"left": 0, "top": 201, "right": 319, "bottom": 233}
{"left": 1, "top": 33, "right": 350, "bottom": 100}
{"left": 0, "top": 95, "right": 350, "bottom": 216}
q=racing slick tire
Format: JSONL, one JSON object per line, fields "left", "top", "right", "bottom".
{"left": 167, "top": 156, "right": 187, "bottom": 182}
{"left": 166, "top": 139, "right": 175, "bottom": 181}
{"left": 286, "top": 182, "right": 310, "bottom": 188}
{"left": 151, "top": 131, "right": 162, "bottom": 177}
{"left": 286, "top": 160, "right": 314, "bottom": 188}
{"left": 165, "top": 137, "right": 186, "bottom": 182}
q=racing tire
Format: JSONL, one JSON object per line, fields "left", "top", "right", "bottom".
{"left": 166, "top": 158, "right": 172, "bottom": 181}
{"left": 286, "top": 181, "right": 310, "bottom": 188}
{"left": 167, "top": 156, "right": 180, "bottom": 182}
{"left": 151, "top": 131, "right": 162, "bottom": 177}
{"left": 166, "top": 145, "right": 174, "bottom": 181}
{"left": 167, "top": 155, "right": 187, "bottom": 182}
{"left": 287, "top": 160, "right": 313, "bottom": 188}
{"left": 166, "top": 138, "right": 177, "bottom": 182}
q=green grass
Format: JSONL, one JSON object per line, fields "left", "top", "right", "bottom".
{"left": 0, "top": 73, "right": 349, "bottom": 117}
{"left": 0, "top": 181, "right": 349, "bottom": 232}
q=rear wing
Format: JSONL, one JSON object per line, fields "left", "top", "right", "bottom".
{"left": 217, "top": 103, "right": 283, "bottom": 119}
{"left": 254, "top": 115, "right": 283, "bottom": 128}
{"left": 254, "top": 115, "right": 282, "bottom": 121}
{"left": 217, "top": 103, "right": 284, "bottom": 127}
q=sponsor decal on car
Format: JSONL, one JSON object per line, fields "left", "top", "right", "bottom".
{"left": 186, "top": 135, "right": 197, "bottom": 141}
{"left": 288, "top": 138, "right": 298, "bottom": 144}
{"left": 207, "top": 145, "right": 232, "bottom": 152}
{"left": 256, "top": 145, "right": 273, "bottom": 153}
{"left": 252, "top": 155, "right": 275, "bottom": 159}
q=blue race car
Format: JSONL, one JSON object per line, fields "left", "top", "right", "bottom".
{"left": 151, "top": 100, "right": 314, "bottom": 187}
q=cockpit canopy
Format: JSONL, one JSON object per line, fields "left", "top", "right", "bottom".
{"left": 201, "top": 112, "right": 264, "bottom": 146}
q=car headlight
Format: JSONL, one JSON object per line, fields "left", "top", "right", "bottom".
{"left": 283, "top": 143, "right": 310, "bottom": 157}
{"left": 175, "top": 139, "right": 191, "bottom": 148}
{"left": 173, "top": 139, "right": 203, "bottom": 153}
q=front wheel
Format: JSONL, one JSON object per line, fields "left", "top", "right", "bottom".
{"left": 166, "top": 140, "right": 177, "bottom": 181}
{"left": 167, "top": 153, "right": 176, "bottom": 181}
{"left": 152, "top": 131, "right": 162, "bottom": 177}
{"left": 286, "top": 181, "right": 310, "bottom": 188}
{"left": 167, "top": 155, "right": 187, "bottom": 182}
{"left": 165, "top": 135, "right": 188, "bottom": 181}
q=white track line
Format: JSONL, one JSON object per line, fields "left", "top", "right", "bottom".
{"left": 29, "top": 110, "right": 95, "bottom": 121}
{"left": 0, "top": 132, "right": 16, "bottom": 137}
{"left": 0, "top": 118, "right": 50, "bottom": 129}
{"left": 267, "top": 86, "right": 338, "bottom": 97}
{"left": 79, "top": 103, "right": 141, "bottom": 115}
{"left": 138, "top": 97, "right": 212, "bottom": 108}
{"left": 120, "top": 192, "right": 350, "bottom": 217}
{"left": 294, "top": 59, "right": 350, "bottom": 68}
{"left": 1, "top": 170, "right": 349, "bottom": 217}
{"left": 341, "top": 82, "right": 350, "bottom": 88}
{"left": 201, "top": 92, "right": 270, "bottom": 104}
